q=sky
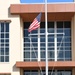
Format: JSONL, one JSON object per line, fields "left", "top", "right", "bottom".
{"left": 20, "top": 0, "right": 73, "bottom": 3}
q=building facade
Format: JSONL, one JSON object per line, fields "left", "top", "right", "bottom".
{"left": 0, "top": 0, "right": 75, "bottom": 75}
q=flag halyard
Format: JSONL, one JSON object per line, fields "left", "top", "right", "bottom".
{"left": 28, "top": 13, "right": 41, "bottom": 32}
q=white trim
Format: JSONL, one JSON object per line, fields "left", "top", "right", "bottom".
{"left": 29, "top": 33, "right": 64, "bottom": 36}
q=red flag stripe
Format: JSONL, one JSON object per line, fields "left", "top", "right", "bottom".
{"left": 28, "top": 13, "right": 41, "bottom": 32}
{"left": 28, "top": 25, "right": 40, "bottom": 32}
{"left": 28, "top": 22, "right": 40, "bottom": 32}
{"left": 28, "top": 23, "right": 40, "bottom": 32}
{"left": 29, "top": 19, "right": 38, "bottom": 29}
{"left": 29, "top": 20, "right": 37, "bottom": 28}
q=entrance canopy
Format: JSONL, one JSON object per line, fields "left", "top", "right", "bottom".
{"left": 10, "top": 3, "right": 75, "bottom": 22}
{"left": 16, "top": 61, "right": 75, "bottom": 69}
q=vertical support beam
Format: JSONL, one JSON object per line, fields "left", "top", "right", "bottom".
{"left": 20, "top": 18, "right": 24, "bottom": 61}
{"left": 20, "top": 69, "right": 23, "bottom": 75}
{"left": 71, "top": 16, "right": 74, "bottom": 61}
{"left": 72, "top": 68, "right": 75, "bottom": 75}
{"left": 72, "top": 14, "right": 75, "bottom": 61}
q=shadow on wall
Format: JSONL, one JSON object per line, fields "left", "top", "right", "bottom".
{"left": 13, "top": 64, "right": 20, "bottom": 72}
{"left": 8, "top": 7, "right": 20, "bottom": 18}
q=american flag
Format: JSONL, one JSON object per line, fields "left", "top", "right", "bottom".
{"left": 28, "top": 13, "right": 41, "bottom": 32}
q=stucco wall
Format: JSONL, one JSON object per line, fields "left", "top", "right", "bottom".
{"left": 0, "top": 0, "right": 75, "bottom": 75}
{"left": 0, "top": 0, "right": 22, "bottom": 75}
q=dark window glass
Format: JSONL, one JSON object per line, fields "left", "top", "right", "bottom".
{"left": 48, "top": 38, "right": 54, "bottom": 42}
{"left": 5, "top": 39, "right": 9, "bottom": 42}
{"left": 1, "top": 56, "right": 4, "bottom": 62}
{"left": 31, "top": 52, "right": 37, "bottom": 58}
{"left": 40, "top": 22, "right": 45, "bottom": 28}
{"left": 1, "top": 39, "right": 4, "bottom": 42}
{"left": 0, "top": 22, "right": 9, "bottom": 62}
{"left": 1, "top": 49, "right": 4, "bottom": 55}
{"left": 57, "top": 22, "right": 63, "bottom": 28}
{"left": 1, "top": 34, "right": 4, "bottom": 38}
{"left": 5, "top": 48, "right": 9, "bottom": 55}
{"left": 6, "top": 23, "right": 9, "bottom": 32}
{"left": 64, "top": 21, "right": 71, "bottom": 28}
{"left": 65, "top": 51, "right": 71, "bottom": 58}
{"left": 24, "top": 52, "right": 30, "bottom": 58}
{"left": 5, "top": 44, "right": 9, "bottom": 46}
{"left": 48, "top": 51, "right": 54, "bottom": 58}
{"left": 57, "top": 51, "right": 64, "bottom": 58}
{"left": 64, "top": 29, "right": 71, "bottom": 36}
{"left": 41, "top": 51, "right": 45, "bottom": 58}
{"left": 48, "top": 22, "right": 54, "bottom": 28}
{"left": 24, "top": 22, "right": 30, "bottom": 29}
{"left": 5, "top": 56, "right": 9, "bottom": 62}
{"left": 1, "top": 23, "right": 4, "bottom": 32}
{"left": 5, "top": 34, "right": 9, "bottom": 38}
{"left": 40, "top": 38, "right": 45, "bottom": 42}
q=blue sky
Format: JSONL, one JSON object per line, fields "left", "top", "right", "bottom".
{"left": 20, "top": 0, "right": 73, "bottom": 3}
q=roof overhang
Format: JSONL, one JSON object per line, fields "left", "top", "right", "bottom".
{"left": 16, "top": 61, "right": 75, "bottom": 69}
{"left": 10, "top": 3, "right": 75, "bottom": 21}
{"left": 10, "top": 3, "right": 75, "bottom": 14}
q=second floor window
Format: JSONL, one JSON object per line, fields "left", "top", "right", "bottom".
{"left": 0, "top": 22, "right": 9, "bottom": 62}
{"left": 23, "top": 21, "right": 71, "bottom": 61}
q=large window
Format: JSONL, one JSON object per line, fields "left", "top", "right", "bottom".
{"left": 23, "top": 21, "right": 71, "bottom": 61}
{"left": 0, "top": 22, "right": 9, "bottom": 62}
{"left": 48, "top": 21, "right": 71, "bottom": 61}
{"left": 24, "top": 70, "right": 72, "bottom": 75}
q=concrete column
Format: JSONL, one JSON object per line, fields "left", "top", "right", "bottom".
{"left": 72, "top": 68, "right": 75, "bottom": 75}
{"left": 71, "top": 14, "right": 75, "bottom": 61}
{"left": 20, "top": 18, "right": 24, "bottom": 61}
{"left": 20, "top": 69, "right": 23, "bottom": 75}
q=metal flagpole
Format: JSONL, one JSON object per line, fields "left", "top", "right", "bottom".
{"left": 45, "top": 0, "right": 48, "bottom": 75}
{"left": 38, "top": 28, "right": 40, "bottom": 61}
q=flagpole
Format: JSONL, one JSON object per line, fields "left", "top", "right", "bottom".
{"left": 45, "top": 0, "right": 48, "bottom": 75}
{"left": 38, "top": 28, "right": 40, "bottom": 61}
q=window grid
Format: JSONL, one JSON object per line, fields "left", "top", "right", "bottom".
{"left": 24, "top": 70, "right": 72, "bottom": 75}
{"left": 23, "top": 21, "right": 71, "bottom": 61}
{"left": 24, "top": 30, "right": 38, "bottom": 61}
{"left": 0, "top": 22, "right": 9, "bottom": 62}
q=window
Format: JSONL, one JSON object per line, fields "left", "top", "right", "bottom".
{"left": 24, "top": 70, "right": 72, "bottom": 75}
{"left": 24, "top": 70, "right": 38, "bottom": 75}
{"left": 48, "top": 21, "right": 71, "bottom": 61}
{"left": 24, "top": 22, "right": 38, "bottom": 61}
{"left": 0, "top": 22, "right": 9, "bottom": 62}
{"left": 23, "top": 21, "right": 71, "bottom": 61}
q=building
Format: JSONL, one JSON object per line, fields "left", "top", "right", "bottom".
{"left": 0, "top": 0, "right": 75, "bottom": 75}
